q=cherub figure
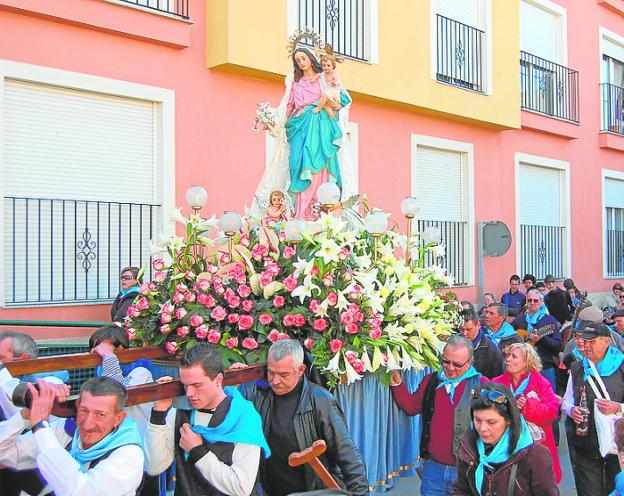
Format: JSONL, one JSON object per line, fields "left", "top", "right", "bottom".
{"left": 265, "top": 190, "right": 290, "bottom": 225}
{"left": 312, "top": 47, "right": 342, "bottom": 119}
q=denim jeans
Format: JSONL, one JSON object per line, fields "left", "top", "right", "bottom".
{"left": 420, "top": 458, "right": 458, "bottom": 496}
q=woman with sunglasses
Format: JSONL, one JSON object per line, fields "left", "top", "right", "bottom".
{"left": 453, "top": 383, "right": 559, "bottom": 496}
{"left": 492, "top": 343, "right": 562, "bottom": 482}
{"left": 111, "top": 266, "right": 141, "bottom": 322}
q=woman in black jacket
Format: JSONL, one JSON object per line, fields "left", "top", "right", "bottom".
{"left": 111, "top": 266, "right": 141, "bottom": 322}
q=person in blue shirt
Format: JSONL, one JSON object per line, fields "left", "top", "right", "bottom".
{"left": 501, "top": 274, "right": 526, "bottom": 315}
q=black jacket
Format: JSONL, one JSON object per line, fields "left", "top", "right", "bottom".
{"left": 110, "top": 289, "right": 138, "bottom": 321}
{"left": 544, "top": 288, "right": 572, "bottom": 325}
{"left": 473, "top": 334, "right": 505, "bottom": 379}
{"left": 240, "top": 377, "right": 369, "bottom": 495}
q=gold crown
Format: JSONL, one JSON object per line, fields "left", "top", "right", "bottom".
{"left": 287, "top": 27, "right": 323, "bottom": 61}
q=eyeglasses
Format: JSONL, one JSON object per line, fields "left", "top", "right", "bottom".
{"left": 526, "top": 298, "right": 540, "bottom": 303}
{"left": 441, "top": 357, "right": 471, "bottom": 368}
{"left": 121, "top": 275, "right": 135, "bottom": 281}
{"left": 477, "top": 388, "right": 507, "bottom": 404}
{"left": 573, "top": 333, "right": 598, "bottom": 343}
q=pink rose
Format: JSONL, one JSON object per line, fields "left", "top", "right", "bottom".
{"left": 329, "top": 339, "right": 343, "bottom": 354}
{"left": 225, "top": 337, "right": 238, "bottom": 349}
{"left": 345, "top": 351, "right": 357, "bottom": 364}
{"left": 348, "top": 303, "right": 360, "bottom": 313}
{"left": 225, "top": 288, "right": 235, "bottom": 299}
{"left": 278, "top": 332, "right": 290, "bottom": 341}
{"left": 352, "top": 361, "right": 365, "bottom": 373}
{"left": 259, "top": 313, "right": 273, "bottom": 326}
{"left": 175, "top": 307, "right": 188, "bottom": 320}
{"left": 240, "top": 234, "right": 250, "bottom": 247}
{"left": 220, "top": 253, "right": 231, "bottom": 264}
{"left": 195, "top": 325, "right": 208, "bottom": 339}
{"left": 162, "top": 302, "right": 175, "bottom": 314}
{"left": 173, "top": 292, "right": 185, "bottom": 304}
{"left": 153, "top": 271, "right": 167, "bottom": 283}
{"left": 189, "top": 314, "right": 204, "bottom": 327}
{"left": 340, "top": 312, "right": 354, "bottom": 325}
{"left": 228, "top": 313, "right": 240, "bottom": 324}
{"left": 242, "top": 300, "right": 254, "bottom": 313}
{"left": 338, "top": 247, "right": 350, "bottom": 261}
{"left": 126, "top": 328, "right": 137, "bottom": 340}
{"left": 152, "top": 258, "right": 166, "bottom": 271}
{"left": 283, "top": 314, "right": 296, "bottom": 327}
{"left": 260, "top": 273, "right": 273, "bottom": 286}
{"left": 197, "top": 293, "right": 216, "bottom": 307}
{"left": 227, "top": 295, "right": 241, "bottom": 309}
{"left": 251, "top": 245, "right": 269, "bottom": 259}
{"left": 345, "top": 323, "right": 359, "bottom": 334}
{"left": 267, "top": 329, "right": 280, "bottom": 343}
{"left": 242, "top": 337, "right": 259, "bottom": 350}
{"left": 139, "top": 283, "right": 151, "bottom": 295}
{"left": 355, "top": 312, "right": 365, "bottom": 323}
{"left": 175, "top": 283, "right": 188, "bottom": 292}
{"left": 177, "top": 326, "right": 190, "bottom": 337}
{"left": 283, "top": 275, "right": 298, "bottom": 292}
{"left": 342, "top": 270, "right": 352, "bottom": 282}
{"left": 309, "top": 299, "right": 320, "bottom": 313}
{"left": 322, "top": 274, "right": 333, "bottom": 287}
{"left": 327, "top": 292, "right": 338, "bottom": 306}
{"left": 160, "top": 324, "right": 171, "bottom": 335}
{"left": 126, "top": 306, "right": 141, "bottom": 318}
{"left": 313, "top": 318, "right": 327, "bottom": 332}
{"left": 238, "top": 315, "right": 254, "bottom": 330}
{"left": 160, "top": 312, "right": 172, "bottom": 324}
{"left": 207, "top": 329, "right": 221, "bottom": 344}
{"left": 184, "top": 291, "right": 196, "bottom": 303}
{"left": 282, "top": 246, "right": 296, "bottom": 258}
{"left": 165, "top": 341, "right": 179, "bottom": 355}
{"left": 237, "top": 285, "right": 252, "bottom": 298}
{"left": 273, "top": 295, "right": 285, "bottom": 308}
{"left": 369, "top": 327, "right": 382, "bottom": 340}
{"left": 310, "top": 265, "right": 320, "bottom": 276}
{"left": 293, "top": 314, "right": 306, "bottom": 327}
{"left": 197, "top": 278, "right": 211, "bottom": 291}
{"left": 210, "top": 305, "right": 227, "bottom": 321}
{"left": 304, "top": 338, "right": 315, "bottom": 350}
{"left": 184, "top": 270, "right": 195, "bottom": 280}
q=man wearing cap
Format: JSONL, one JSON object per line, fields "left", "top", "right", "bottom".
{"left": 543, "top": 275, "right": 573, "bottom": 325}
{"left": 500, "top": 274, "right": 526, "bottom": 315}
{"left": 483, "top": 303, "right": 523, "bottom": 352}
{"left": 562, "top": 321, "right": 624, "bottom": 496}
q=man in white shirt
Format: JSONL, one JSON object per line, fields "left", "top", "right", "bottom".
{"left": 144, "top": 343, "right": 269, "bottom": 496}
{"left": 0, "top": 376, "right": 144, "bottom": 496}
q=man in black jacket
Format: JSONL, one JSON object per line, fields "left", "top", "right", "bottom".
{"left": 237, "top": 340, "right": 368, "bottom": 496}
{"left": 543, "top": 274, "right": 572, "bottom": 325}
{"left": 458, "top": 310, "right": 504, "bottom": 379}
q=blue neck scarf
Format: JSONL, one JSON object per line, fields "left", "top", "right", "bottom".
{"left": 526, "top": 304, "right": 549, "bottom": 332}
{"left": 582, "top": 345, "right": 624, "bottom": 381}
{"left": 610, "top": 470, "right": 624, "bottom": 496}
{"left": 436, "top": 366, "right": 480, "bottom": 405}
{"left": 70, "top": 416, "right": 142, "bottom": 472}
{"left": 96, "top": 359, "right": 154, "bottom": 378}
{"left": 471, "top": 329, "right": 484, "bottom": 348}
{"left": 120, "top": 286, "right": 139, "bottom": 298}
{"left": 509, "top": 373, "right": 531, "bottom": 398}
{"left": 188, "top": 386, "right": 271, "bottom": 458}
{"left": 486, "top": 322, "right": 518, "bottom": 346}
{"left": 475, "top": 418, "right": 534, "bottom": 496}
{"left": 572, "top": 347, "right": 583, "bottom": 361}
{"left": 21, "top": 369, "right": 70, "bottom": 384}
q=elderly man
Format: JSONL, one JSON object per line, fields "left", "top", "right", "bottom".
{"left": 237, "top": 339, "right": 368, "bottom": 496}
{"left": 145, "top": 343, "right": 269, "bottom": 496}
{"left": 390, "top": 335, "right": 487, "bottom": 495}
{"left": 458, "top": 310, "right": 504, "bottom": 379}
{"left": 483, "top": 303, "right": 523, "bottom": 351}
{"left": 562, "top": 322, "right": 624, "bottom": 496}
{"left": 0, "top": 376, "right": 144, "bottom": 496}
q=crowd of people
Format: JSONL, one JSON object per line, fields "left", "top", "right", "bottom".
{"left": 1, "top": 269, "right": 624, "bottom": 495}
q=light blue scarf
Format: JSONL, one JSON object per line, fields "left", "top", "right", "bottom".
{"left": 70, "top": 416, "right": 142, "bottom": 472}
{"left": 609, "top": 470, "right": 624, "bottom": 496}
{"left": 436, "top": 366, "right": 480, "bottom": 405}
{"left": 582, "top": 345, "right": 624, "bottom": 381}
{"left": 475, "top": 418, "right": 534, "bottom": 496}
{"left": 525, "top": 304, "right": 549, "bottom": 332}
{"left": 509, "top": 373, "right": 531, "bottom": 398}
{"left": 486, "top": 322, "right": 518, "bottom": 347}
{"left": 188, "top": 386, "right": 271, "bottom": 458}
{"left": 120, "top": 286, "right": 139, "bottom": 298}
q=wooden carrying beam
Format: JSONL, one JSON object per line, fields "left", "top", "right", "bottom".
{"left": 4, "top": 347, "right": 169, "bottom": 375}
{"left": 13, "top": 364, "right": 266, "bottom": 418}
{"left": 288, "top": 439, "right": 340, "bottom": 489}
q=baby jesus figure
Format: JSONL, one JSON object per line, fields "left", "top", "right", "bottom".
{"left": 265, "top": 190, "right": 291, "bottom": 225}
{"left": 312, "top": 50, "right": 342, "bottom": 119}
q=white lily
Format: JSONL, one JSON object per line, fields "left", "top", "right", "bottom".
{"left": 372, "top": 346, "right": 385, "bottom": 371}
{"left": 170, "top": 207, "right": 187, "bottom": 225}
{"left": 401, "top": 347, "right": 415, "bottom": 370}
{"left": 290, "top": 275, "right": 321, "bottom": 303}
{"left": 430, "top": 243, "right": 446, "bottom": 259}
{"left": 336, "top": 291, "right": 350, "bottom": 311}
{"left": 292, "top": 257, "right": 314, "bottom": 277}
{"left": 150, "top": 242, "right": 167, "bottom": 256}
{"left": 361, "top": 349, "right": 374, "bottom": 372}
{"left": 316, "top": 238, "right": 342, "bottom": 264}
{"left": 325, "top": 352, "right": 343, "bottom": 373}
{"left": 385, "top": 346, "right": 401, "bottom": 370}
{"left": 343, "top": 357, "right": 363, "bottom": 383}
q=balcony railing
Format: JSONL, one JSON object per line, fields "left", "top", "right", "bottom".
{"left": 436, "top": 14, "right": 484, "bottom": 93}
{"left": 520, "top": 51, "right": 579, "bottom": 123}
{"left": 417, "top": 220, "right": 468, "bottom": 286}
{"left": 295, "top": 0, "right": 370, "bottom": 61}
{"left": 117, "top": 0, "right": 189, "bottom": 19}
{"left": 3, "top": 197, "right": 160, "bottom": 306}
{"left": 601, "top": 83, "right": 624, "bottom": 136}
{"left": 520, "top": 224, "right": 565, "bottom": 280}
{"left": 606, "top": 229, "right": 624, "bottom": 277}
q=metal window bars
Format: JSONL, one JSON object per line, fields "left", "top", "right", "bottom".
{"left": 520, "top": 224, "right": 565, "bottom": 280}
{"left": 416, "top": 220, "right": 468, "bottom": 286}
{"left": 601, "top": 83, "right": 624, "bottom": 135}
{"left": 117, "top": 0, "right": 189, "bottom": 19}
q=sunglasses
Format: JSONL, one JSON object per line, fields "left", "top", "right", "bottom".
{"left": 477, "top": 388, "right": 507, "bottom": 404}
{"left": 121, "top": 275, "right": 135, "bottom": 281}
{"left": 441, "top": 357, "right": 471, "bottom": 368}
{"left": 573, "top": 333, "right": 598, "bottom": 343}
{"left": 526, "top": 298, "right": 541, "bottom": 303}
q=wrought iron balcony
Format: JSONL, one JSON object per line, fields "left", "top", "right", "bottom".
{"left": 520, "top": 224, "right": 566, "bottom": 279}
{"left": 606, "top": 228, "right": 624, "bottom": 277}
{"left": 117, "top": 0, "right": 189, "bottom": 19}
{"left": 601, "top": 83, "right": 624, "bottom": 135}
{"left": 417, "top": 220, "right": 468, "bottom": 286}
{"left": 520, "top": 51, "right": 579, "bottom": 123}
{"left": 436, "top": 14, "right": 484, "bottom": 93}
{"left": 3, "top": 197, "right": 160, "bottom": 306}
{"left": 295, "top": 0, "right": 371, "bottom": 61}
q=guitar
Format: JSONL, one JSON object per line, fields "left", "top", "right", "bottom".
{"left": 516, "top": 323, "right": 556, "bottom": 344}
{"left": 561, "top": 290, "right": 589, "bottom": 347}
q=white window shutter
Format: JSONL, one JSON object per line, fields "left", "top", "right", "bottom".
{"left": 436, "top": 0, "right": 481, "bottom": 28}
{"left": 416, "top": 146, "right": 464, "bottom": 222}
{"left": 605, "top": 178, "right": 624, "bottom": 209}
{"left": 518, "top": 164, "right": 561, "bottom": 226}
{"left": 520, "top": 1, "right": 559, "bottom": 62}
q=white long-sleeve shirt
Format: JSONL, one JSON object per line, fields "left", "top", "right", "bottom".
{"left": 0, "top": 412, "right": 144, "bottom": 496}
{"left": 144, "top": 408, "right": 260, "bottom": 496}
{"left": 562, "top": 372, "right": 624, "bottom": 418}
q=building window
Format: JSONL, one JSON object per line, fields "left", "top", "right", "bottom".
{"left": 602, "top": 54, "right": 624, "bottom": 135}
{"left": 434, "top": 0, "right": 487, "bottom": 93}
{"left": 1, "top": 64, "right": 175, "bottom": 307}
{"left": 604, "top": 175, "right": 624, "bottom": 277}
{"left": 117, "top": 0, "right": 189, "bottom": 19}
{"left": 412, "top": 136, "right": 474, "bottom": 286}
{"left": 288, "top": 0, "right": 377, "bottom": 63}
{"left": 516, "top": 156, "right": 569, "bottom": 280}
